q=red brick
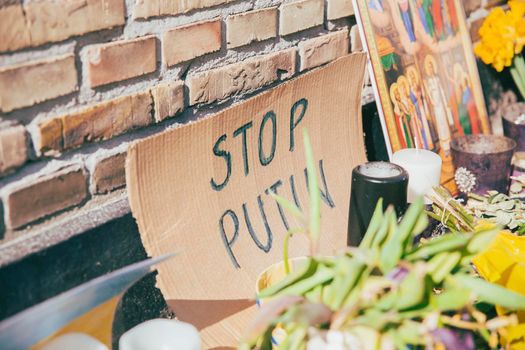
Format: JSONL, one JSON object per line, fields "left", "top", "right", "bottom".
{"left": 0, "top": 122, "right": 27, "bottom": 176}
{"left": 25, "top": 0, "right": 125, "bottom": 48}
{"left": 226, "top": 8, "right": 277, "bottom": 48}
{"left": 187, "top": 48, "right": 296, "bottom": 105}
{"left": 298, "top": 30, "right": 349, "bottom": 71}
{"left": 0, "top": 3, "right": 31, "bottom": 52}
{"left": 36, "top": 92, "right": 153, "bottom": 154}
{"left": 151, "top": 81, "right": 185, "bottom": 122}
{"left": 279, "top": 0, "right": 324, "bottom": 36}
{"left": 0, "top": 54, "right": 77, "bottom": 113}
{"left": 4, "top": 165, "right": 88, "bottom": 229}
{"left": 86, "top": 36, "right": 157, "bottom": 88}
{"left": 133, "top": 0, "right": 233, "bottom": 19}
{"left": 163, "top": 19, "right": 221, "bottom": 67}
{"left": 90, "top": 152, "right": 127, "bottom": 194}
{"left": 327, "top": 0, "right": 354, "bottom": 20}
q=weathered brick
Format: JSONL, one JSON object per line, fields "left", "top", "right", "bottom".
{"left": 350, "top": 25, "right": 363, "bottom": 52}
{"left": 86, "top": 36, "right": 157, "bottom": 88}
{"left": 298, "top": 30, "right": 349, "bottom": 71}
{"left": 226, "top": 8, "right": 277, "bottom": 48}
{"left": 91, "top": 152, "right": 127, "bottom": 194}
{"left": 133, "top": 0, "right": 232, "bottom": 19}
{"left": 35, "top": 118, "right": 63, "bottom": 156}
{"left": 151, "top": 81, "right": 184, "bottom": 122}
{"left": 3, "top": 165, "right": 88, "bottom": 229}
{"left": 36, "top": 92, "right": 153, "bottom": 155}
{"left": 163, "top": 19, "right": 221, "bottom": 67}
{"left": 0, "top": 122, "right": 27, "bottom": 176}
{"left": 0, "top": 3, "right": 31, "bottom": 52}
{"left": 0, "top": 54, "right": 77, "bottom": 113}
{"left": 279, "top": 0, "right": 324, "bottom": 36}
{"left": 327, "top": 0, "right": 354, "bottom": 20}
{"left": 187, "top": 48, "right": 296, "bottom": 105}
{"left": 25, "top": 0, "right": 125, "bottom": 48}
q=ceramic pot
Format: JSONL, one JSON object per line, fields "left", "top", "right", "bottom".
{"left": 451, "top": 135, "right": 516, "bottom": 195}
{"left": 502, "top": 102, "right": 525, "bottom": 152}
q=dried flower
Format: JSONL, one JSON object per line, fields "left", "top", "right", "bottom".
{"left": 455, "top": 167, "right": 477, "bottom": 193}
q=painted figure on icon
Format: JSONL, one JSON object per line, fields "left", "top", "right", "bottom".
{"left": 423, "top": 55, "right": 451, "bottom": 154}
{"left": 398, "top": 75, "right": 424, "bottom": 148}
{"left": 397, "top": 0, "right": 416, "bottom": 42}
{"left": 416, "top": 0, "right": 434, "bottom": 38}
{"left": 407, "top": 66, "right": 434, "bottom": 150}
{"left": 456, "top": 66, "right": 481, "bottom": 134}
{"left": 390, "top": 82, "right": 414, "bottom": 148}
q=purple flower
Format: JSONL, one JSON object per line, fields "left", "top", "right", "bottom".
{"left": 387, "top": 266, "right": 409, "bottom": 283}
{"left": 432, "top": 328, "right": 475, "bottom": 350}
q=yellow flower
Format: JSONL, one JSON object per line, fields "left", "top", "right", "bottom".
{"left": 475, "top": 2, "right": 525, "bottom": 71}
{"left": 473, "top": 231, "right": 525, "bottom": 349}
{"left": 510, "top": 0, "right": 525, "bottom": 18}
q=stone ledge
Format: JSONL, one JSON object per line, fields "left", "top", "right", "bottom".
{"left": 0, "top": 190, "right": 130, "bottom": 267}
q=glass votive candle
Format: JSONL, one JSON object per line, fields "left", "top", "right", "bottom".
{"left": 347, "top": 162, "right": 409, "bottom": 246}
{"left": 391, "top": 149, "right": 442, "bottom": 204}
{"left": 502, "top": 102, "right": 525, "bottom": 152}
{"left": 451, "top": 135, "right": 516, "bottom": 195}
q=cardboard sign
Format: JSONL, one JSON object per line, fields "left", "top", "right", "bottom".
{"left": 126, "top": 53, "right": 367, "bottom": 348}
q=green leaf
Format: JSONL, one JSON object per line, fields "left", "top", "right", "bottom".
{"left": 428, "top": 251, "right": 461, "bottom": 284}
{"left": 395, "top": 266, "right": 428, "bottom": 310}
{"left": 371, "top": 206, "right": 394, "bottom": 250}
{"left": 302, "top": 128, "right": 321, "bottom": 252}
{"left": 466, "top": 227, "right": 499, "bottom": 255}
{"left": 380, "top": 199, "right": 424, "bottom": 272}
{"left": 432, "top": 288, "right": 471, "bottom": 311}
{"left": 329, "top": 258, "right": 366, "bottom": 309}
{"left": 405, "top": 233, "right": 470, "bottom": 261}
{"left": 258, "top": 258, "right": 317, "bottom": 299}
{"left": 359, "top": 198, "right": 384, "bottom": 249}
{"left": 397, "top": 320, "right": 424, "bottom": 344}
{"left": 270, "top": 192, "right": 304, "bottom": 222}
{"left": 452, "top": 274, "right": 525, "bottom": 310}
{"left": 278, "top": 264, "right": 335, "bottom": 297}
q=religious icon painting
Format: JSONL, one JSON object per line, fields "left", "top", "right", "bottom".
{"left": 354, "top": 0, "right": 491, "bottom": 189}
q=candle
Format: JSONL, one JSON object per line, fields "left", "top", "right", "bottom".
{"left": 119, "top": 319, "right": 201, "bottom": 350}
{"left": 40, "top": 333, "right": 108, "bottom": 350}
{"left": 392, "top": 149, "right": 442, "bottom": 204}
{"left": 347, "top": 162, "right": 408, "bottom": 246}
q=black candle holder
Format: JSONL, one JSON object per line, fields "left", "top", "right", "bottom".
{"left": 347, "top": 162, "right": 409, "bottom": 246}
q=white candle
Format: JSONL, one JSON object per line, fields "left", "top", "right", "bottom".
{"left": 392, "top": 149, "right": 442, "bottom": 204}
{"left": 119, "top": 319, "right": 201, "bottom": 350}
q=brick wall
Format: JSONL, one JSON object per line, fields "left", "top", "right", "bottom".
{"left": 0, "top": 0, "right": 358, "bottom": 257}
{"left": 0, "top": 0, "right": 507, "bottom": 262}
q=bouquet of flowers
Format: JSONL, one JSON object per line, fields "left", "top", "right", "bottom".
{"left": 474, "top": 0, "right": 525, "bottom": 99}
{"left": 239, "top": 132, "right": 525, "bottom": 350}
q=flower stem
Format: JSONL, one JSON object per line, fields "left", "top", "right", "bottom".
{"left": 511, "top": 55, "right": 525, "bottom": 100}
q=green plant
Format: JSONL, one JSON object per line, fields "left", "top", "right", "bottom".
{"left": 238, "top": 132, "right": 525, "bottom": 350}
{"left": 427, "top": 186, "right": 525, "bottom": 235}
